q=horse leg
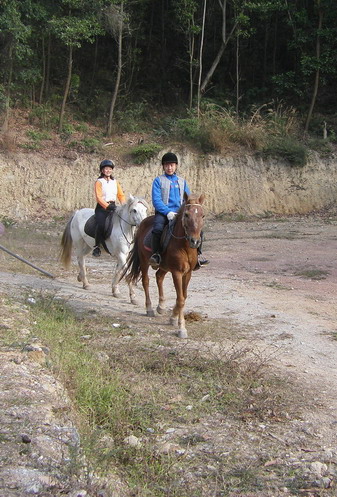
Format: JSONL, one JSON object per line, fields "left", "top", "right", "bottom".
{"left": 76, "top": 244, "right": 90, "bottom": 289}
{"left": 111, "top": 254, "right": 124, "bottom": 299}
{"left": 156, "top": 268, "right": 167, "bottom": 314}
{"left": 170, "top": 271, "right": 188, "bottom": 338}
{"left": 141, "top": 262, "right": 154, "bottom": 317}
{"left": 112, "top": 254, "right": 137, "bottom": 305}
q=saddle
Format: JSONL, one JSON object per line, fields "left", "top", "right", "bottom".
{"left": 84, "top": 212, "right": 115, "bottom": 254}
{"left": 144, "top": 218, "right": 176, "bottom": 253}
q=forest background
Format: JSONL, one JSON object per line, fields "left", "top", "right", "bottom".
{"left": 1, "top": 0, "right": 337, "bottom": 164}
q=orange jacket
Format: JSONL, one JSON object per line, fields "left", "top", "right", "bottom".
{"left": 94, "top": 177, "right": 126, "bottom": 209}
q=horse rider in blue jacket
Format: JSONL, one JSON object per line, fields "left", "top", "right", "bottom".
{"left": 149, "top": 152, "right": 209, "bottom": 270}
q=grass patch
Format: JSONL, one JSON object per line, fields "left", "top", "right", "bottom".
{"left": 168, "top": 101, "right": 306, "bottom": 159}
{"left": 262, "top": 136, "right": 308, "bottom": 167}
{"left": 130, "top": 143, "right": 162, "bottom": 164}
{"left": 294, "top": 268, "right": 329, "bottom": 280}
{"left": 262, "top": 231, "right": 300, "bottom": 240}
{"left": 264, "top": 280, "right": 291, "bottom": 290}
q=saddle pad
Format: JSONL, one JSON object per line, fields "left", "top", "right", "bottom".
{"left": 84, "top": 213, "right": 115, "bottom": 254}
{"left": 144, "top": 228, "right": 152, "bottom": 251}
{"left": 143, "top": 219, "right": 176, "bottom": 253}
{"left": 84, "top": 215, "right": 96, "bottom": 238}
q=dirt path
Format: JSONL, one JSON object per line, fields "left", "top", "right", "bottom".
{"left": 1, "top": 214, "right": 337, "bottom": 495}
{"left": 1, "top": 214, "right": 337, "bottom": 402}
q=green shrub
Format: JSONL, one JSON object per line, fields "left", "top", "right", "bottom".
{"left": 26, "top": 130, "right": 51, "bottom": 141}
{"left": 0, "top": 216, "right": 16, "bottom": 227}
{"left": 80, "top": 137, "right": 101, "bottom": 153}
{"left": 68, "top": 137, "right": 102, "bottom": 153}
{"left": 61, "top": 122, "right": 75, "bottom": 137}
{"left": 262, "top": 136, "right": 308, "bottom": 166}
{"left": 173, "top": 117, "right": 214, "bottom": 153}
{"left": 75, "top": 122, "right": 89, "bottom": 133}
{"left": 0, "top": 85, "right": 7, "bottom": 113}
{"left": 130, "top": 143, "right": 162, "bottom": 164}
{"left": 115, "top": 102, "right": 149, "bottom": 132}
{"left": 28, "top": 104, "right": 57, "bottom": 130}
{"left": 20, "top": 142, "right": 41, "bottom": 150}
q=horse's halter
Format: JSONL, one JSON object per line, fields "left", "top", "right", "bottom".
{"left": 171, "top": 203, "right": 204, "bottom": 247}
{"left": 118, "top": 200, "right": 148, "bottom": 245}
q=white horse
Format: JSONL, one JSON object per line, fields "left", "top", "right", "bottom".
{"left": 60, "top": 195, "right": 149, "bottom": 303}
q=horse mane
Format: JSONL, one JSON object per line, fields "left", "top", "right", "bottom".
{"left": 119, "top": 196, "right": 150, "bottom": 214}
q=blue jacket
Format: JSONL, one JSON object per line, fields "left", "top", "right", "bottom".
{"left": 152, "top": 173, "right": 190, "bottom": 216}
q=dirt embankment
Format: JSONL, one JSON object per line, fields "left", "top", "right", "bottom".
{"left": 1, "top": 147, "right": 337, "bottom": 220}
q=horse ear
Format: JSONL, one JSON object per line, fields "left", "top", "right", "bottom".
{"left": 129, "top": 194, "right": 134, "bottom": 202}
{"left": 183, "top": 191, "right": 189, "bottom": 202}
{"left": 199, "top": 193, "right": 205, "bottom": 204}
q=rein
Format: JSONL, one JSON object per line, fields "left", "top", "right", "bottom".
{"left": 117, "top": 201, "right": 144, "bottom": 245}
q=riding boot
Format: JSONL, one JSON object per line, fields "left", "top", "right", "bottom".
{"left": 92, "top": 228, "right": 102, "bottom": 257}
{"left": 149, "top": 233, "right": 162, "bottom": 269}
{"left": 195, "top": 235, "right": 209, "bottom": 269}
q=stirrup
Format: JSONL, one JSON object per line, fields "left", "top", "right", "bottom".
{"left": 149, "top": 253, "right": 161, "bottom": 269}
{"left": 194, "top": 257, "right": 209, "bottom": 270}
{"left": 92, "top": 246, "right": 101, "bottom": 257}
{"left": 198, "top": 257, "right": 210, "bottom": 266}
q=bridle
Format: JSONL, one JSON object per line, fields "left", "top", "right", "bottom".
{"left": 169, "top": 203, "right": 204, "bottom": 242}
{"left": 117, "top": 199, "right": 148, "bottom": 245}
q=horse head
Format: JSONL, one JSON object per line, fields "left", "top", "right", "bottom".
{"left": 125, "top": 194, "right": 149, "bottom": 227}
{"left": 180, "top": 192, "right": 205, "bottom": 248}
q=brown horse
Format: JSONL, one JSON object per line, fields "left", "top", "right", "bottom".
{"left": 122, "top": 192, "right": 205, "bottom": 338}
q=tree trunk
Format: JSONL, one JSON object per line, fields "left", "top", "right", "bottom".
{"left": 89, "top": 37, "right": 99, "bottom": 97}
{"left": 304, "top": 7, "right": 323, "bottom": 135}
{"left": 235, "top": 33, "right": 239, "bottom": 116}
{"left": 107, "top": 0, "right": 124, "bottom": 136}
{"left": 2, "top": 43, "right": 13, "bottom": 133}
{"left": 197, "top": 0, "right": 207, "bottom": 117}
{"left": 59, "top": 45, "right": 73, "bottom": 133}
{"left": 39, "top": 36, "right": 46, "bottom": 104}
{"left": 188, "top": 26, "right": 195, "bottom": 110}
{"left": 200, "top": 0, "right": 238, "bottom": 94}
{"left": 45, "top": 34, "right": 51, "bottom": 98}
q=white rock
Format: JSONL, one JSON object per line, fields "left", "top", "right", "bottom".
{"left": 123, "top": 435, "right": 141, "bottom": 448}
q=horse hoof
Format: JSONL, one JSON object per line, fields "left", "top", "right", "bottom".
{"left": 170, "top": 317, "right": 178, "bottom": 327}
{"left": 83, "top": 284, "right": 89, "bottom": 290}
{"left": 146, "top": 310, "right": 155, "bottom": 317}
{"left": 177, "top": 330, "right": 188, "bottom": 339}
{"left": 156, "top": 306, "right": 166, "bottom": 315}
{"left": 131, "top": 299, "right": 138, "bottom": 305}
{"left": 113, "top": 292, "right": 121, "bottom": 298}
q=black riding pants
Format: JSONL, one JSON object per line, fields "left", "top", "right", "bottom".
{"left": 151, "top": 212, "right": 168, "bottom": 253}
{"left": 94, "top": 204, "right": 109, "bottom": 246}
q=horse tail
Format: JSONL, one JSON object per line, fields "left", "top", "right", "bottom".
{"left": 120, "top": 234, "right": 142, "bottom": 285}
{"left": 59, "top": 216, "right": 74, "bottom": 268}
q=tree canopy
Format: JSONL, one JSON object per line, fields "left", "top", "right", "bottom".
{"left": 1, "top": 0, "right": 337, "bottom": 134}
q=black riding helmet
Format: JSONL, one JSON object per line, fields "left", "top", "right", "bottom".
{"left": 162, "top": 152, "right": 178, "bottom": 165}
{"left": 100, "top": 159, "right": 115, "bottom": 170}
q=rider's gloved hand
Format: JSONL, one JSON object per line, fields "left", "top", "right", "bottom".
{"left": 167, "top": 211, "right": 177, "bottom": 221}
{"left": 106, "top": 203, "right": 116, "bottom": 212}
